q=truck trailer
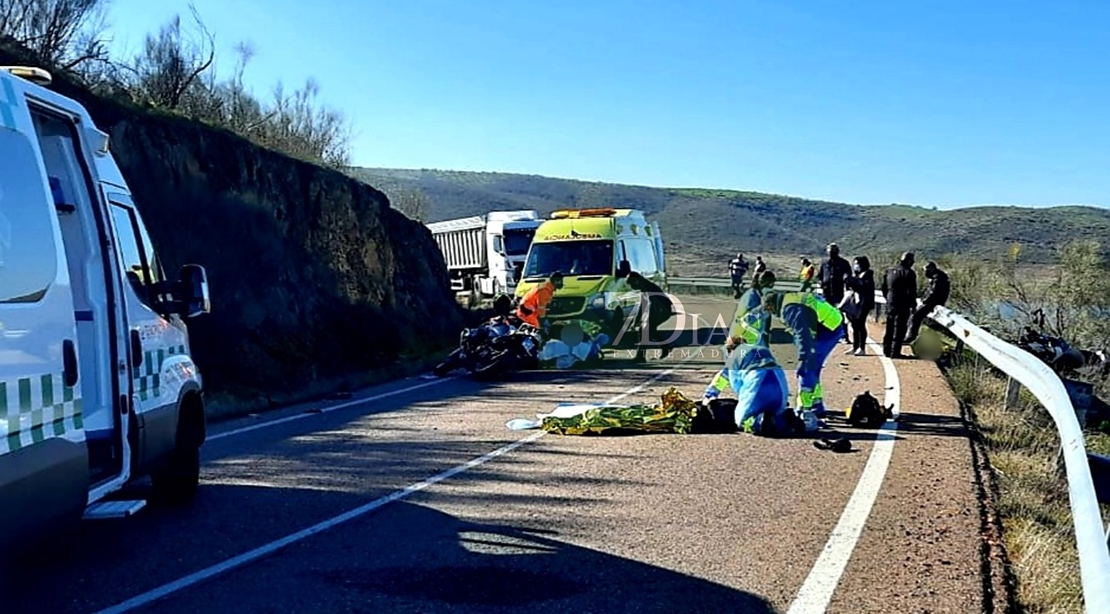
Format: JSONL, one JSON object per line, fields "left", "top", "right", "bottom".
{"left": 426, "top": 210, "right": 542, "bottom": 301}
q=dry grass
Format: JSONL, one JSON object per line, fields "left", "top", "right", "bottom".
{"left": 946, "top": 359, "right": 1110, "bottom": 614}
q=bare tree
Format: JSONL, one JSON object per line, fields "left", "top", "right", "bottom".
{"left": 122, "top": 4, "right": 214, "bottom": 110}
{"left": 258, "top": 77, "right": 352, "bottom": 168}
{"left": 2, "top": 1, "right": 355, "bottom": 169}
{"left": 0, "top": 0, "right": 111, "bottom": 71}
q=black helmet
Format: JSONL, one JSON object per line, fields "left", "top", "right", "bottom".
{"left": 493, "top": 293, "right": 512, "bottom": 316}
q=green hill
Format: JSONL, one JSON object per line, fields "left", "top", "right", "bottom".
{"left": 349, "top": 167, "right": 1110, "bottom": 273}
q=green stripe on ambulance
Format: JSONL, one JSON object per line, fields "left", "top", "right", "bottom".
{"left": 136, "top": 344, "right": 188, "bottom": 402}
{"left": 0, "top": 374, "right": 83, "bottom": 455}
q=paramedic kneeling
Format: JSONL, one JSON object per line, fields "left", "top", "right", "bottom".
{"left": 761, "top": 290, "right": 846, "bottom": 418}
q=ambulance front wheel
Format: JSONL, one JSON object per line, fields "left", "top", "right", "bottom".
{"left": 151, "top": 396, "right": 204, "bottom": 505}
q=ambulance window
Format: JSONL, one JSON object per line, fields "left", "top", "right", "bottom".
{"left": 134, "top": 217, "right": 165, "bottom": 286}
{"left": 0, "top": 129, "right": 58, "bottom": 304}
{"left": 109, "top": 203, "right": 163, "bottom": 306}
{"left": 633, "top": 239, "right": 657, "bottom": 275}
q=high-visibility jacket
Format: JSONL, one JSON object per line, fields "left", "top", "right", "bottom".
{"left": 779, "top": 292, "right": 844, "bottom": 367}
{"left": 516, "top": 282, "right": 555, "bottom": 327}
{"left": 783, "top": 292, "right": 843, "bottom": 331}
{"left": 729, "top": 287, "right": 771, "bottom": 347}
{"left": 800, "top": 263, "right": 816, "bottom": 290}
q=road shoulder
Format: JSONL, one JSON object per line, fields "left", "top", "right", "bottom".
{"left": 824, "top": 323, "right": 1010, "bottom": 613}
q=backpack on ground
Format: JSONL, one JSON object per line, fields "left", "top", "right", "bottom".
{"left": 692, "top": 398, "right": 739, "bottom": 434}
{"left": 845, "top": 391, "right": 892, "bottom": 428}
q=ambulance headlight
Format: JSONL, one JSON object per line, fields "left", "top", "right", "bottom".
{"left": 588, "top": 293, "right": 606, "bottom": 310}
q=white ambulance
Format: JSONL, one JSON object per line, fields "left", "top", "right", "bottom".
{"left": 0, "top": 66, "right": 211, "bottom": 552}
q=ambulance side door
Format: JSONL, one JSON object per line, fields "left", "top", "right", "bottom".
{"left": 0, "top": 105, "right": 89, "bottom": 549}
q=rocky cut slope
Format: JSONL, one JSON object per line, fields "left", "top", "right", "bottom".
{"left": 1, "top": 47, "right": 464, "bottom": 409}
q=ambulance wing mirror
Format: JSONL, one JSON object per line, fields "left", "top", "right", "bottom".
{"left": 616, "top": 259, "right": 631, "bottom": 279}
{"left": 175, "top": 264, "right": 211, "bottom": 318}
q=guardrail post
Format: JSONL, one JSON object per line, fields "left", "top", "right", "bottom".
{"left": 1005, "top": 376, "right": 1021, "bottom": 411}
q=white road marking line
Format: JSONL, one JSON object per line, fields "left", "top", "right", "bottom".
{"left": 94, "top": 353, "right": 705, "bottom": 614}
{"left": 786, "top": 336, "right": 901, "bottom": 614}
{"left": 207, "top": 376, "right": 460, "bottom": 442}
{"left": 205, "top": 301, "right": 725, "bottom": 443}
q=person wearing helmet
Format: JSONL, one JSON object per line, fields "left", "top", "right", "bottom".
{"left": 760, "top": 289, "right": 846, "bottom": 418}
{"left": 702, "top": 269, "right": 777, "bottom": 402}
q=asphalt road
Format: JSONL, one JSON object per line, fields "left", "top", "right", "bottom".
{"left": 0, "top": 297, "right": 988, "bottom": 614}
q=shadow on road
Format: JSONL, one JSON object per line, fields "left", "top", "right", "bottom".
{"left": 304, "top": 500, "right": 782, "bottom": 613}
{"left": 3, "top": 482, "right": 783, "bottom": 614}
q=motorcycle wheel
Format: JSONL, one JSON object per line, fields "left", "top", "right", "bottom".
{"left": 433, "top": 348, "right": 464, "bottom": 377}
{"left": 472, "top": 351, "right": 511, "bottom": 380}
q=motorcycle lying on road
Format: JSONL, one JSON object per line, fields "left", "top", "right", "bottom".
{"left": 433, "top": 315, "right": 543, "bottom": 380}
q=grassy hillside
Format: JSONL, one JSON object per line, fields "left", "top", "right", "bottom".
{"left": 351, "top": 168, "right": 1110, "bottom": 272}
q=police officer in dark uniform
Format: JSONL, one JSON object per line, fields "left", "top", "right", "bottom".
{"left": 880, "top": 252, "right": 918, "bottom": 358}
{"left": 905, "top": 261, "right": 950, "bottom": 344}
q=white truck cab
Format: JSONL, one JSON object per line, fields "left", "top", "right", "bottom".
{"left": 0, "top": 66, "right": 211, "bottom": 553}
{"left": 426, "top": 210, "right": 541, "bottom": 301}
{"left": 485, "top": 210, "right": 541, "bottom": 294}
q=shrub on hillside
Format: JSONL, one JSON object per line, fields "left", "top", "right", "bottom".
{"left": 1, "top": 0, "right": 352, "bottom": 168}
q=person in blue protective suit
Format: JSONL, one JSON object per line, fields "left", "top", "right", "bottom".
{"left": 760, "top": 290, "right": 847, "bottom": 418}
{"left": 726, "top": 343, "right": 799, "bottom": 436}
{"left": 702, "top": 270, "right": 778, "bottom": 402}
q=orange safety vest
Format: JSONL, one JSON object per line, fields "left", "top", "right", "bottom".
{"left": 516, "top": 282, "right": 555, "bottom": 327}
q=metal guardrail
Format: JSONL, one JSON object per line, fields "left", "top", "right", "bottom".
{"left": 669, "top": 276, "right": 804, "bottom": 290}
{"left": 676, "top": 275, "right": 1110, "bottom": 612}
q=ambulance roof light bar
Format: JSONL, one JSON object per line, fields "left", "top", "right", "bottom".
{"left": 1, "top": 66, "right": 53, "bottom": 86}
{"left": 550, "top": 208, "right": 618, "bottom": 219}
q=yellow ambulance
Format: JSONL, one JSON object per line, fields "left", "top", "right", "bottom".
{"left": 513, "top": 208, "right": 668, "bottom": 344}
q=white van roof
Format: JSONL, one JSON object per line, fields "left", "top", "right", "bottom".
{"left": 1, "top": 66, "right": 130, "bottom": 191}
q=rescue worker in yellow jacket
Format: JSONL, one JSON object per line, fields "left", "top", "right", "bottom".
{"left": 703, "top": 270, "right": 777, "bottom": 401}
{"left": 516, "top": 272, "right": 563, "bottom": 328}
{"left": 760, "top": 290, "right": 846, "bottom": 418}
{"left": 799, "top": 258, "right": 817, "bottom": 292}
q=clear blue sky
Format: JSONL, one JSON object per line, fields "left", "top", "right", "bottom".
{"left": 102, "top": 0, "right": 1109, "bottom": 209}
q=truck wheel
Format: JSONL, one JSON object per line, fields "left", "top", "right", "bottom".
{"left": 151, "top": 398, "right": 203, "bottom": 505}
